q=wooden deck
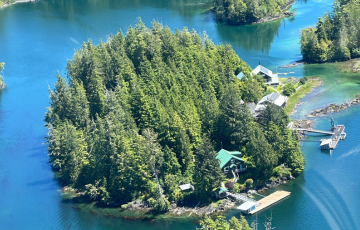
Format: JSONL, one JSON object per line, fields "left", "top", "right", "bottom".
{"left": 249, "top": 190, "right": 290, "bottom": 215}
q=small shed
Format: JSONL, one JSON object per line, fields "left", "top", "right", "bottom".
{"left": 215, "top": 188, "right": 228, "bottom": 199}
{"left": 236, "top": 201, "right": 257, "bottom": 214}
{"left": 237, "top": 72, "right": 244, "bottom": 80}
{"left": 179, "top": 183, "right": 194, "bottom": 192}
{"left": 320, "top": 139, "right": 332, "bottom": 150}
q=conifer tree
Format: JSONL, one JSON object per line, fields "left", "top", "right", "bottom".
{"left": 193, "top": 138, "right": 223, "bottom": 201}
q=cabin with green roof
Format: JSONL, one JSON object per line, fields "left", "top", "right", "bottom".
{"left": 216, "top": 149, "right": 246, "bottom": 176}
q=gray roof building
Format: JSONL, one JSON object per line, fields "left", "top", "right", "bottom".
{"left": 251, "top": 64, "right": 279, "bottom": 86}
{"left": 258, "top": 93, "right": 288, "bottom": 107}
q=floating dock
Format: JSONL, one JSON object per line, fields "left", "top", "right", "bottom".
{"left": 295, "top": 124, "right": 346, "bottom": 150}
{"left": 248, "top": 191, "right": 291, "bottom": 215}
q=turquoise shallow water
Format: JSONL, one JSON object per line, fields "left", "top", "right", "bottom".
{"left": 0, "top": 0, "right": 360, "bottom": 229}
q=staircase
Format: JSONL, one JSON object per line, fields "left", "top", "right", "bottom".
{"left": 232, "top": 171, "right": 239, "bottom": 183}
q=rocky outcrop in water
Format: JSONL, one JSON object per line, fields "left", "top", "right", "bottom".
{"left": 254, "top": 11, "right": 294, "bottom": 24}
{"left": 280, "top": 62, "right": 303, "bottom": 68}
{"left": 293, "top": 120, "right": 314, "bottom": 129}
{"left": 308, "top": 95, "right": 360, "bottom": 117}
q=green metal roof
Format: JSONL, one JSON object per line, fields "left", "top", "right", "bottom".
{"left": 216, "top": 149, "right": 244, "bottom": 169}
{"left": 217, "top": 188, "right": 228, "bottom": 194}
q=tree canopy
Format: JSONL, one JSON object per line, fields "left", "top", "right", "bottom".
{"left": 300, "top": 0, "right": 360, "bottom": 63}
{"left": 45, "top": 19, "right": 304, "bottom": 207}
{"left": 213, "top": 0, "right": 289, "bottom": 24}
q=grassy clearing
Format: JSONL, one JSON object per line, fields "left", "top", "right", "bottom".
{"left": 284, "top": 78, "right": 322, "bottom": 115}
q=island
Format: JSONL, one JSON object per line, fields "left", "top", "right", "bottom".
{"left": 45, "top": 19, "right": 304, "bottom": 214}
{"left": 300, "top": 0, "right": 360, "bottom": 63}
{"left": 213, "top": 0, "right": 295, "bottom": 25}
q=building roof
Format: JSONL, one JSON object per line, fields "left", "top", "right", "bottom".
{"left": 179, "top": 183, "right": 194, "bottom": 191}
{"left": 216, "top": 187, "right": 229, "bottom": 194}
{"left": 265, "top": 74, "right": 279, "bottom": 85}
{"left": 251, "top": 65, "right": 273, "bottom": 77}
{"left": 320, "top": 139, "right": 332, "bottom": 146}
{"left": 216, "top": 149, "right": 244, "bottom": 169}
{"left": 258, "top": 93, "right": 288, "bottom": 107}
{"left": 237, "top": 72, "right": 244, "bottom": 80}
{"left": 251, "top": 65, "right": 279, "bottom": 85}
{"left": 236, "top": 201, "right": 257, "bottom": 211}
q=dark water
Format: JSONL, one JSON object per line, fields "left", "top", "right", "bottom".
{"left": 0, "top": 0, "right": 360, "bottom": 229}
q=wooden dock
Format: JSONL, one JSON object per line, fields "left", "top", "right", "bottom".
{"left": 296, "top": 125, "right": 346, "bottom": 150}
{"left": 249, "top": 191, "right": 290, "bottom": 215}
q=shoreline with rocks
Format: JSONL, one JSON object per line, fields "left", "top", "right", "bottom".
{"left": 211, "top": 0, "right": 295, "bottom": 25}
{"left": 1, "top": 0, "right": 39, "bottom": 9}
{"left": 119, "top": 177, "right": 296, "bottom": 217}
{"left": 308, "top": 95, "right": 360, "bottom": 117}
{"left": 288, "top": 77, "right": 323, "bottom": 116}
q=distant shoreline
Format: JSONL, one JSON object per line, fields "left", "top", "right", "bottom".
{"left": 211, "top": 0, "right": 296, "bottom": 26}
{"left": 0, "top": 0, "right": 39, "bottom": 9}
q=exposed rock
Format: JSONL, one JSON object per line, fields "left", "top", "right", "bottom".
{"left": 280, "top": 62, "right": 303, "bottom": 68}
{"left": 308, "top": 95, "right": 360, "bottom": 117}
{"left": 124, "top": 200, "right": 151, "bottom": 211}
{"left": 292, "top": 120, "right": 314, "bottom": 139}
{"left": 293, "top": 119, "right": 314, "bottom": 129}
{"left": 285, "top": 77, "right": 300, "bottom": 84}
{"left": 169, "top": 198, "right": 236, "bottom": 216}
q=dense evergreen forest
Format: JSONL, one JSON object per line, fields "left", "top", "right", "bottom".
{"left": 213, "top": 0, "right": 290, "bottom": 24}
{"left": 45, "top": 19, "right": 304, "bottom": 209}
{"left": 300, "top": 0, "right": 360, "bottom": 62}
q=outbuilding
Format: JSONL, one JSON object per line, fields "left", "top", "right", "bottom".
{"left": 236, "top": 201, "right": 257, "bottom": 214}
{"left": 179, "top": 183, "right": 195, "bottom": 192}
{"left": 215, "top": 188, "right": 229, "bottom": 199}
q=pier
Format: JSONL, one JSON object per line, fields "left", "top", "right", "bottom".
{"left": 294, "top": 118, "right": 346, "bottom": 150}
{"left": 236, "top": 191, "right": 291, "bottom": 215}
{"left": 249, "top": 191, "right": 291, "bottom": 214}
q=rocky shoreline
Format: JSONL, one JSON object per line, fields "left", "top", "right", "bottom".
{"left": 291, "top": 119, "right": 314, "bottom": 139}
{"left": 0, "top": 0, "right": 39, "bottom": 9}
{"left": 0, "top": 80, "right": 4, "bottom": 90}
{"left": 252, "top": 11, "right": 294, "bottom": 24}
{"left": 216, "top": 0, "right": 295, "bottom": 25}
{"left": 289, "top": 77, "right": 323, "bottom": 116}
{"left": 308, "top": 95, "right": 360, "bottom": 117}
{"left": 280, "top": 62, "right": 303, "bottom": 68}
{"left": 120, "top": 177, "right": 295, "bottom": 217}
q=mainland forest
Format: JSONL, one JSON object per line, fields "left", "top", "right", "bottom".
{"left": 45, "top": 19, "right": 304, "bottom": 210}
{"left": 300, "top": 0, "right": 360, "bottom": 63}
{"left": 213, "top": 0, "right": 290, "bottom": 24}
